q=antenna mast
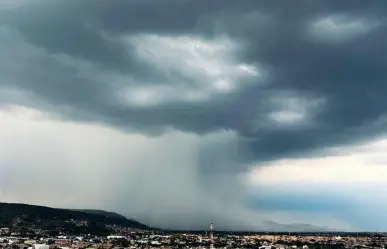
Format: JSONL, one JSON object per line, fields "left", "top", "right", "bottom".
{"left": 210, "top": 220, "right": 214, "bottom": 249}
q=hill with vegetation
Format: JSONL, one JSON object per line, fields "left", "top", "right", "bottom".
{"left": 70, "top": 209, "right": 128, "bottom": 219}
{"left": 0, "top": 202, "right": 148, "bottom": 236}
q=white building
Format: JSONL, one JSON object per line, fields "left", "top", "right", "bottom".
{"left": 107, "top": 235, "right": 125, "bottom": 239}
{"left": 33, "top": 244, "right": 50, "bottom": 249}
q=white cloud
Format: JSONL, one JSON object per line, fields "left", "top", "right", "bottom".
{"left": 121, "top": 84, "right": 209, "bottom": 107}
{"left": 249, "top": 157, "right": 387, "bottom": 185}
{"left": 119, "top": 34, "right": 261, "bottom": 106}
{"left": 269, "top": 110, "right": 305, "bottom": 124}
{"left": 309, "top": 15, "right": 380, "bottom": 42}
{"left": 0, "top": 27, "right": 261, "bottom": 108}
{"left": 122, "top": 85, "right": 173, "bottom": 107}
{"left": 34, "top": 33, "right": 263, "bottom": 108}
{"left": 267, "top": 91, "right": 325, "bottom": 126}
{"left": 246, "top": 137, "right": 387, "bottom": 207}
{"left": 248, "top": 137, "right": 387, "bottom": 186}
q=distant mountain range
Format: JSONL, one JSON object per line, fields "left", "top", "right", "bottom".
{"left": 0, "top": 202, "right": 148, "bottom": 236}
{"left": 262, "top": 220, "right": 329, "bottom": 232}
{"left": 0, "top": 202, "right": 329, "bottom": 234}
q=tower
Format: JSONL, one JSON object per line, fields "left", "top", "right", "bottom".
{"left": 148, "top": 225, "right": 151, "bottom": 249}
{"left": 210, "top": 220, "right": 214, "bottom": 249}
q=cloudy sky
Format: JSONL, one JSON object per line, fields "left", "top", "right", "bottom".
{"left": 1, "top": 0, "right": 387, "bottom": 231}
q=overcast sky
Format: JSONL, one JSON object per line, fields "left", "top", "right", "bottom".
{"left": 1, "top": 0, "right": 387, "bottom": 231}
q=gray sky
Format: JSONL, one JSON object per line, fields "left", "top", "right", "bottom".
{"left": 1, "top": 0, "right": 387, "bottom": 231}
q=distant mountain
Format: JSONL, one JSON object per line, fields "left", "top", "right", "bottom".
{"left": 0, "top": 202, "right": 330, "bottom": 235}
{"left": 262, "top": 220, "right": 329, "bottom": 232}
{"left": 0, "top": 202, "right": 148, "bottom": 236}
{"left": 71, "top": 209, "right": 148, "bottom": 229}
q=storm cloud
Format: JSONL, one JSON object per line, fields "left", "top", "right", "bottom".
{"left": 1, "top": 0, "right": 387, "bottom": 230}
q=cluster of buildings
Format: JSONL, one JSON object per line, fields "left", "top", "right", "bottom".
{"left": 240, "top": 233, "right": 387, "bottom": 248}
{"left": 1, "top": 226, "right": 387, "bottom": 249}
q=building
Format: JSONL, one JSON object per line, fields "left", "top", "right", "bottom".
{"left": 33, "top": 244, "right": 49, "bottom": 249}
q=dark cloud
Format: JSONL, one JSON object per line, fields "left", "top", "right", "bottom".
{"left": 1, "top": 0, "right": 387, "bottom": 170}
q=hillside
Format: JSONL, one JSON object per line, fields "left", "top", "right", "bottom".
{"left": 72, "top": 209, "right": 148, "bottom": 228}
{"left": 0, "top": 202, "right": 148, "bottom": 236}
{"left": 71, "top": 209, "right": 126, "bottom": 219}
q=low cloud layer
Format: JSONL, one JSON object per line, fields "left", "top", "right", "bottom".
{"left": 1, "top": 0, "right": 387, "bottom": 230}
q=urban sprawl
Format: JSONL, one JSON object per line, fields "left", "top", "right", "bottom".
{"left": 1, "top": 227, "right": 387, "bottom": 249}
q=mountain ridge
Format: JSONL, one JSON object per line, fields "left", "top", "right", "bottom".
{"left": 0, "top": 202, "right": 329, "bottom": 233}
{"left": 0, "top": 202, "right": 148, "bottom": 236}
{"left": 262, "top": 220, "right": 329, "bottom": 232}
{"left": 70, "top": 209, "right": 127, "bottom": 219}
